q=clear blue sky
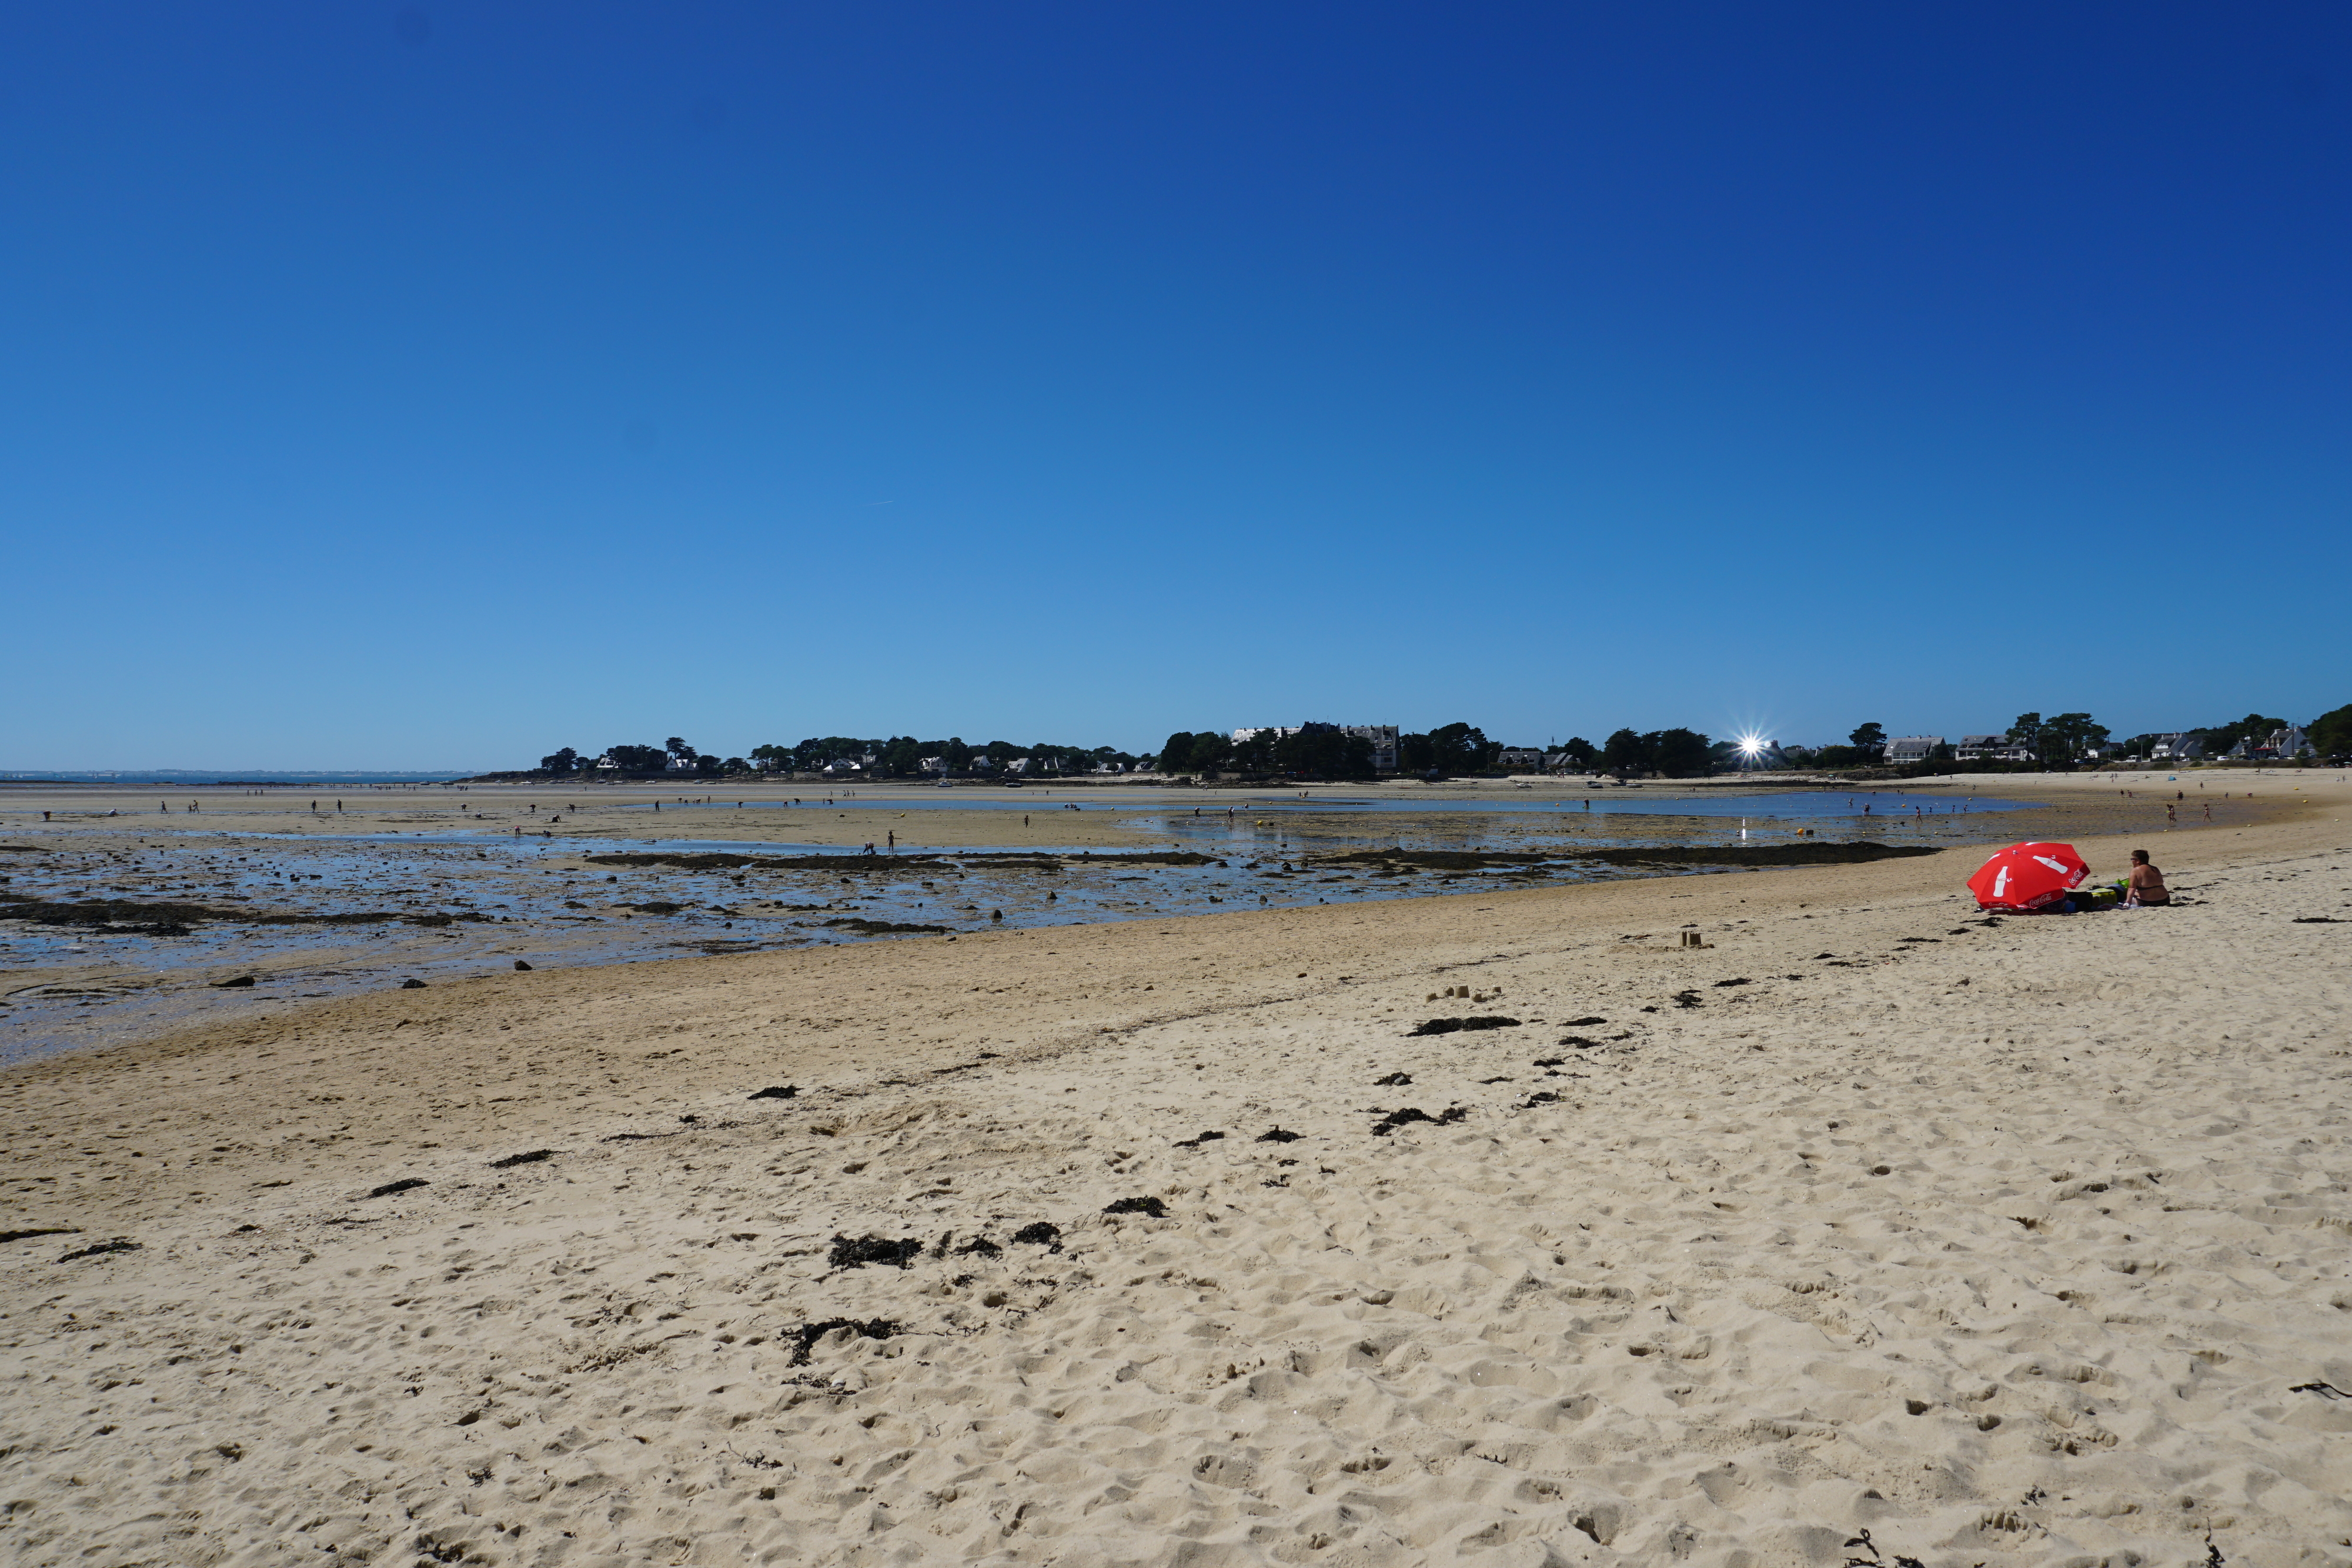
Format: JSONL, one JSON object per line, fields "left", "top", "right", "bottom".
{"left": 6, "top": 3, "right": 2347, "bottom": 768}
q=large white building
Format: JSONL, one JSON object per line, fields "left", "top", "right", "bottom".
{"left": 1884, "top": 735, "right": 1946, "bottom": 764}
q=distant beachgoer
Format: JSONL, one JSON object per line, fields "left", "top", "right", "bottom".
{"left": 2124, "top": 850, "right": 2170, "bottom": 906}
{"left": 887, "top": 831, "right": 895, "bottom": 850}
{"left": 2203, "top": 803, "right": 2211, "bottom": 820}
{"left": 2166, "top": 803, "right": 2176, "bottom": 823}
{"left": 42, "top": 811, "right": 49, "bottom": 821}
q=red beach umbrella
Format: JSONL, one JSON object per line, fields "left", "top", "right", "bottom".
{"left": 1967, "top": 841, "right": 2090, "bottom": 911}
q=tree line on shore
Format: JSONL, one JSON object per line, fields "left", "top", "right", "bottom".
{"left": 529, "top": 703, "right": 2350, "bottom": 783}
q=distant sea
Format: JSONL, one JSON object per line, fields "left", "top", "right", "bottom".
{"left": 0, "top": 770, "right": 481, "bottom": 784}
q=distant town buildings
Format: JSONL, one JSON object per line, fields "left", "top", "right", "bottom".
{"left": 1495, "top": 748, "right": 1545, "bottom": 770}
{"left": 1883, "top": 735, "right": 1945, "bottom": 764}
{"left": 2148, "top": 733, "right": 2204, "bottom": 761}
{"left": 1955, "top": 735, "right": 2032, "bottom": 762}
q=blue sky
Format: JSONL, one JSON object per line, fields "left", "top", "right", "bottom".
{"left": 6, "top": 3, "right": 2347, "bottom": 768}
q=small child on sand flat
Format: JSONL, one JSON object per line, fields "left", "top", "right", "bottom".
{"left": 2125, "top": 850, "right": 2170, "bottom": 907}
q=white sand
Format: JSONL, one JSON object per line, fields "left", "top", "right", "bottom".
{"left": 4, "top": 778, "right": 2349, "bottom": 1566}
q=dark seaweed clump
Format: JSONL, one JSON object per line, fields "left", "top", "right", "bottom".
{"left": 59, "top": 1239, "right": 141, "bottom": 1262}
{"left": 824, "top": 918, "right": 951, "bottom": 935}
{"left": 1102, "top": 1196, "right": 1168, "bottom": 1218}
{"left": 747, "top": 1085, "right": 799, "bottom": 1101}
{"left": 1372, "top": 1071, "right": 1412, "bottom": 1086}
{"left": 828, "top": 1233, "right": 924, "bottom": 1271}
{"left": 1172, "top": 1131, "right": 1225, "bottom": 1148}
{"left": 366, "top": 1178, "right": 430, "bottom": 1199}
{"left": 1255, "top": 1127, "right": 1302, "bottom": 1143}
{"left": 1371, "top": 1105, "right": 1469, "bottom": 1136}
{"left": 1520, "top": 1091, "right": 1563, "bottom": 1108}
{"left": 1010, "top": 1221, "right": 1063, "bottom": 1251}
{"left": 1560, "top": 1015, "right": 1605, "bottom": 1026}
{"left": 949, "top": 1235, "right": 1001, "bottom": 1257}
{"left": 1, "top": 1228, "right": 79, "bottom": 1246}
{"left": 489, "top": 1149, "right": 557, "bottom": 1169}
{"left": 1407, "top": 1016, "right": 1521, "bottom": 1037}
{"left": 784, "top": 1316, "right": 898, "bottom": 1366}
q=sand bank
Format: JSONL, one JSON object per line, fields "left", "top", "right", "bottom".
{"left": 2, "top": 780, "right": 2348, "bottom": 1565}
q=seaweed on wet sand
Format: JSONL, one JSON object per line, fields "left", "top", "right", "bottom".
{"left": 1371, "top": 1106, "right": 1468, "bottom": 1136}
{"left": 1172, "top": 1131, "right": 1225, "bottom": 1148}
{"left": 1, "top": 1228, "right": 81, "bottom": 1246}
{"left": 1372, "top": 1071, "right": 1412, "bottom": 1086}
{"left": 827, "top": 1233, "right": 924, "bottom": 1270}
{"left": 58, "top": 1239, "right": 141, "bottom": 1262}
{"left": 1255, "top": 1127, "right": 1301, "bottom": 1143}
{"left": 783, "top": 1316, "right": 898, "bottom": 1367}
{"left": 1671, "top": 989, "right": 1702, "bottom": 1009}
{"left": 366, "top": 1178, "right": 430, "bottom": 1199}
{"left": 1102, "top": 1196, "right": 1168, "bottom": 1218}
{"left": 1406, "top": 1016, "right": 1521, "bottom": 1037}
{"left": 747, "top": 1085, "right": 799, "bottom": 1101}
{"left": 488, "top": 1149, "right": 557, "bottom": 1169}
{"left": 1010, "top": 1221, "right": 1063, "bottom": 1250}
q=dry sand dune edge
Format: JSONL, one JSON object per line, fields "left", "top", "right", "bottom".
{"left": 3, "top": 793, "right": 2348, "bottom": 1567}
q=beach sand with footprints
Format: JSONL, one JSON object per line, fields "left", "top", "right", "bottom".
{"left": 3, "top": 771, "right": 2349, "bottom": 1566}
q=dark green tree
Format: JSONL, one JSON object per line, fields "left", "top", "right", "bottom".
{"left": 1601, "top": 728, "right": 1651, "bottom": 779}
{"left": 1649, "top": 728, "right": 1713, "bottom": 777}
{"left": 1396, "top": 733, "right": 1436, "bottom": 772}
{"left": 539, "top": 747, "right": 580, "bottom": 775}
{"left": 1849, "top": 722, "right": 1887, "bottom": 758}
{"left": 604, "top": 743, "right": 666, "bottom": 774}
{"left": 2308, "top": 704, "right": 2352, "bottom": 760}
{"left": 1559, "top": 737, "right": 1596, "bottom": 768}
{"left": 1426, "top": 722, "right": 1492, "bottom": 774}
{"left": 1184, "top": 733, "right": 1235, "bottom": 774}
{"left": 1275, "top": 729, "right": 1376, "bottom": 778}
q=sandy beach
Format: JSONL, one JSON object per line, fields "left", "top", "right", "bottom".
{"left": 4, "top": 771, "right": 2348, "bottom": 1566}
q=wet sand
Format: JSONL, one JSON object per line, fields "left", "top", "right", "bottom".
{"left": 2, "top": 771, "right": 2347, "bottom": 1564}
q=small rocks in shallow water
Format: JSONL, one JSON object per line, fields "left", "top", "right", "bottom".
{"left": 1010, "top": 1221, "right": 1063, "bottom": 1251}
{"left": 783, "top": 1317, "right": 898, "bottom": 1367}
{"left": 212, "top": 975, "right": 256, "bottom": 989}
{"left": 513, "top": 960, "right": 533, "bottom": 971}
{"left": 1102, "top": 1196, "right": 1168, "bottom": 1218}
{"left": 57, "top": 1239, "right": 140, "bottom": 1263}
{"left": 1406, "top": 1016, "right": 1521, "bottom": 1037}
{"left": 1172, "top": 1131, "right": 1225, "bottom": 1148}
{"left": 400, "top": 978, "right": 427, "bottom": 989}
{"left": 1255, "top": 1127, "right": 1301, "bottom": 1143}
{"left": 747, "top": 1085, "right": 799, "bottom": 1101}
{"left": 366, "top": 1178, "right": 430, "bottom": 1199}
{"left": 489, "top": 1149, "right": 556, "bottom": 1169}
{"left": 828, "top": 1233, "right": 924, "bottom": 1271}
{"left": 1373, "top": 1071, "right": 1412, "bottom": 1086}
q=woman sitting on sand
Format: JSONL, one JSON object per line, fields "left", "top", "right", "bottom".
{"left": 2124, "top": 850, "right": 2170, "bottom": 907}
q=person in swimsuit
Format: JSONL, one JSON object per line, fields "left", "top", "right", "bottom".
{"left": 2125, "top": 850, "right": 2170, "bottom": 906}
